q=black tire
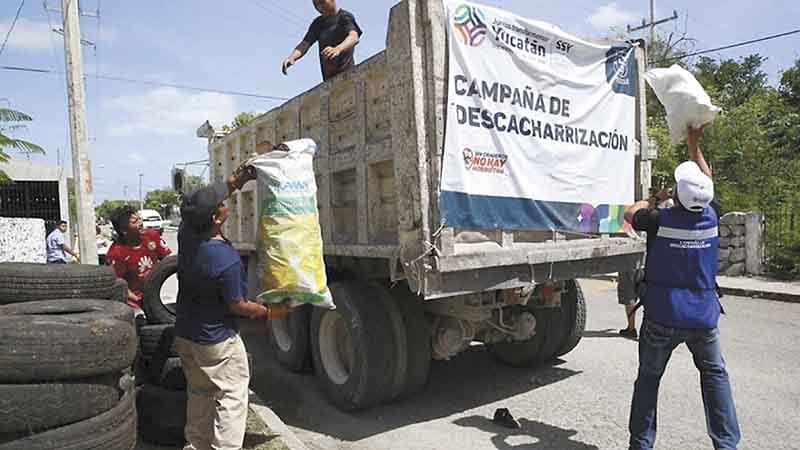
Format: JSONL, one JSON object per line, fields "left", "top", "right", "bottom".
{"left": 389, "top": 285, "right": 431, "bottom": 399}
{"left": 0, "top": 374, "right": 121, "bottom": 434}
{"left": 487, "top": 306, "right": 555, "bottom": 368}
{"left": 269, "top": 305, "right": 313, "bottom": 373}
{"left": 138, "top": 324, "right": 178, "bottom": 359}
{"left": 0, "top": 300, "right": 138, "bottom": 383}
{"left": 149, "top": 356, "right": 186, "bottom": 390}
{"left": 141, "top": 255, "right": 178, "bottom": 325}
{"left": 555, "top": 280, "right": 587, "bottom": 358}
{"left": 310, "top": 281, "right": 396, "bottom": 411}
{"left": 136, "top": 384, "right": 186, "bottom": 447}
{"left": 372, "top": 283, "right": 407, "bottom": 402}
{"left": 0, "top": 263, "right": 117, "bottom": 305}
{"left": 0, "top": 377, "right": 136, "bottom": 450}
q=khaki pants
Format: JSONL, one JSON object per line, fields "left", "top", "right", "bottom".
{"left": 175, "top": 335, "right": 250, "bottom": 450}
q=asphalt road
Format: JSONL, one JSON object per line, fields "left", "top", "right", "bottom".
{"left": 242, "top": 279, "right": 800, "bottom": 450}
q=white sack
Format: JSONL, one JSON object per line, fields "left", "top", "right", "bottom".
{"left": 644, "top": 65, "right": 721, "bottom": 143}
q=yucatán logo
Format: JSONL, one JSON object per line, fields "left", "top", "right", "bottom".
{"left": 453, "top": 5, "right": 488, "bottom": 47}
{"left": 462, "top": 148, "right": 508, "bottom": 174}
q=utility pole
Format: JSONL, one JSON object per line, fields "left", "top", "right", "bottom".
{"left": 62, "top": 0, "right": 98, "bottom": 264}
{"left": 139, "top": 173, "right": 144, "bottom": 210}
{"left": 627, "top": 1, "right": 678, "bottom": 63}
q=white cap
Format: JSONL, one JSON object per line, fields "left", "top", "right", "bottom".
{"left": 674, "top": 161, "right": 714, "bottom": 212}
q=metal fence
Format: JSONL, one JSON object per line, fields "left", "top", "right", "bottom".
{"left": 763, "top": 201, "right": 800, "bottom": 262}
{"left": 0, "top": 180, "right": 62, "bottom": 232}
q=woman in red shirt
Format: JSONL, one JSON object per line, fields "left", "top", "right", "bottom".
{"left": 107, "top": 205, "right": 172, "bottom": 311}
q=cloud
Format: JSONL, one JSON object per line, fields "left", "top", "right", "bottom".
{"left": 587, "top": 3, "right": 638, "bottom": 31}
{"left": 105, "top": 87, "right": 237, "bottom": 136}
{"left": 0, "top": 18, "right": 53, "bottom": 52}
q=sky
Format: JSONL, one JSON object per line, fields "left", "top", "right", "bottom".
{"left": 1, "top": 0, "right": 799, "bottom": 204}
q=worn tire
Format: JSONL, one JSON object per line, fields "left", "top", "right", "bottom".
{"left": 487, "top": 305, "right": 556, "bottom": 368}
{"left": 311, "top": 281, "right": 396, "bottom": 411}
{"left": 141, "top": 255, "right": 178, "bottom": 325}
{"left": 138, "top": 324, "right": 178, "bottom": 359}
{"left": 111, "top": 278, "right": 128, "bottom": 304}
{"left": 389, "top": 285, "right": 431, "bottom": 399}
{"left": 149, "top": 357, "right": 186, "bottom": 390}
{"left": 0, "top": 300, "right": 138, "bottom": 382}
{"left": 0, "top": 374, "right": 121, "bottom": 434}
{"left": 0, "top": 263, "right": 117, "bottom": 305}
{"left": 0, "top": 377, "right": 136, "bottom": 450}
{"left": 136, "top": 384, "right": 186, "bottom": 446}
{"left": 555, "top": 280, "right": 587, "bottom": 358}
{"left": 269, "top": 305, "right": 313, "bottom": 373}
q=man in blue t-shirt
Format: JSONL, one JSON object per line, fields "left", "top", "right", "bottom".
{"left": 624, "top": 126, "right": 740, "bottom": 450}
{"left": 175, "top": 167, "right": 293, "bottom": 450}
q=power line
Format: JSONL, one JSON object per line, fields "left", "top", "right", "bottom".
{"left": 652, "top": 27, "right": 800, "bottom": 65}
{"left": 0, "top": 0, "right": 26, "bottom": 59}
{"left": 248, "top": 0, "right": 305, "bottom": 28}
{"left": 0, "top": 64, "right": 290, "bottom": 101}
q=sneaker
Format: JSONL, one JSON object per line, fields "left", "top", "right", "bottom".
{"left": 619, "top": 328, "right": 638, "bottom": 339}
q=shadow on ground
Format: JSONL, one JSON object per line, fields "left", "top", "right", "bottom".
{"left": 454, "top": 416, "right": 600, "bottom": 450}
{"left": 242, "top": 323, "right": 581, "bottom": 442}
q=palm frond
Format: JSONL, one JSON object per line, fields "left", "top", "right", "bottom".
{"left": 0, "top": 108, "right": 34, "bottom": 123}
{"left": 7, "top": 139, "right": 46, "bottom": 154}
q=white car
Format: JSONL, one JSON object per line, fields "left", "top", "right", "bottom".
{"left": 138, "top": 209, "right": 165, "bottom": 235}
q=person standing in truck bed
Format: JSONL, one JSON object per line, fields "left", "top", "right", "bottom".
{"left": 281, "top": 0, "right": 363, "bottom": 81}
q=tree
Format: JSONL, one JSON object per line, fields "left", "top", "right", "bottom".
{"left": 184, "top": 174, "right": 204, "bottom": 192}
{"left": 144, "top": 188, "right": 179, "bottom": 218}
{"left": 0, "top": 107, "right": 46, "bottom": 180}
{"left": 95, "top": 200, "right": 133, "bottom": 221}
{"left": 221, "top": 112, "right": 258, "bottom": 132}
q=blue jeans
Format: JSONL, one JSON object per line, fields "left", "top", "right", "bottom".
{"left": 629, "top": 320, "right": 740, "bottom": 450}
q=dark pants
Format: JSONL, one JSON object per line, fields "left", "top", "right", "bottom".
{"left": 629, "top": 320, "right": 740, "bottom": 450}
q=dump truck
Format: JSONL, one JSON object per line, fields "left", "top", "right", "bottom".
{"left": 204, "top": 0, "right": 653, "bottom": 411}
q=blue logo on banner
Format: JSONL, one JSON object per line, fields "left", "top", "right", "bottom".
{"left": 606, "top": 46, "right": 637, "bottom": 97}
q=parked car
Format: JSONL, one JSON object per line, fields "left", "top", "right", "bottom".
{"left": 138, "top": 210, "right": 165, "bottom": 235}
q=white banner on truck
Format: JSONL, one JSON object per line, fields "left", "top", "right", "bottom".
{"left": 441, "top": 0, "right": 638, "bottom": 233}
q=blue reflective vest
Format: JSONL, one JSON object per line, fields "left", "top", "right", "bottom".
{"left": 644, "top": 206, "right": 721, "bottom": 329}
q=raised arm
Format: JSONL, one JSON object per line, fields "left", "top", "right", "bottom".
{"left": 687, "top": 126, "right": 712, "bottom": 180}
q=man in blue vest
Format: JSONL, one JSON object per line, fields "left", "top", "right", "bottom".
{"left": 624, "top": 126, "right": 740, "bottom": 450}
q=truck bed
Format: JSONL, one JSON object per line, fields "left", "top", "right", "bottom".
{"left": 207, "top": 0, "right": 651, "bottom": 299}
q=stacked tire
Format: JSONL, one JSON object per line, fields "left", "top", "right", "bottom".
{"left": 135, "top": 256, "right": 187, "bottom": 446}
{"left": 0, "top": 262, "right": 137, "bottom": 450}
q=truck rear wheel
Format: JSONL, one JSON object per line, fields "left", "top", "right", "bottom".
{"left": 269, "top": 305, "right": 312, "bottom": 373}
{"left": 554, "top": 280, "right": 587, "bottom": 358}
{"left": 310, "top": 281, "right": 399, "bottom": 411}
{"left": 487, "top": 306, "right": 558, "bottom": 368}
{"left": 389, "top": 285, "right": 432, "bottom": 398}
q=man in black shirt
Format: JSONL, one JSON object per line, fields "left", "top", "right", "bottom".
{"left": 281, "top": 0, "right": 363, "bottom": 81}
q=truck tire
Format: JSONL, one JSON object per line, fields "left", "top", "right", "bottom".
{"left": 0, "top": 263, "right": 117, "bottom": 305}
{"left": 310, "top": 281, "right": 396, "bottom": 411}
{"left": 141, "top": 255, "right": 178, "bottom": 325}
{"left": 487, "top": 306, "right": 556, "bottom": 368}
{"left": 0, "top": 374, "right": 121, "bottom": 434}
{"left": 374, "top": 282, "right": 408, "bottom": 402}
{"left": 389, "top": 285, "right": 431, "bottom": 398}
{"left": 555, "top": 280, "right": 587, "bottom": 358}
{"left": 269, "top": 305, "right": 313, "bottom": 373}
{"left": 111, "top": 278, "right": 128, "bottom": 304}
{"left": 0, "top": 300, "right": 138, "bottom": 383}
{"left": 138, "top": 324, "right": 178, "bottom": 360}
{"left": 136, "top": 383, "right": 186, "bottom": 446}
{"left": 0, "top": 377, "right": 136, "bottom": 450}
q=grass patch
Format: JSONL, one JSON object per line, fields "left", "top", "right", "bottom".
{"left": 243, "top": 407, "right": 291, "bottom": 450}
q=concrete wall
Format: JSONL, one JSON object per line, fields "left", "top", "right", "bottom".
{"left": 0, "top": 218, "right": 46, "bottom": 263}
{"left": 719, "top": 212, "right": 763, "bottom": 276}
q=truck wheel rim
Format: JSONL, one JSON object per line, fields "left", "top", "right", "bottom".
{"left": 319, "top": 310, "right": 353, "bottom": 385}
{"left": 272, "top": 315, "right": 293, "bottom": 353}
